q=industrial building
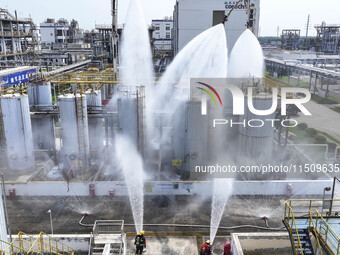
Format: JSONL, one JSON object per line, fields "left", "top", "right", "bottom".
{"left": 281, "top": 29, "right": 301, "bottom": 50}
{"left": 40, "top": 18, "right": 84, "bottom": 45}
{"left": 151, "top": 18, "right": 173, "bottom": 58}
{"left": 172, "top": 0, "right": 260, "bottom": 54}
{"left": 315, "top": 22, "right": 340, "bottom": 54}
{"left": 0, "top": 8, "right": 39, "bottom": 68}
{"left": 0, "top": 0, "right": 339, "bottom": 255}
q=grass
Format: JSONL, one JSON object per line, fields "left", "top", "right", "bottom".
{"left": 278, "top": 75, "right": 310, "bottom": 89}
{"left": 333, "top": 107, "right": 340, "bottom": 114}
{"left": 311, "top": 94, "right": 340, "bottom": 104}
{"left": 318, "top": 130, "right": 340, "bottom": 145}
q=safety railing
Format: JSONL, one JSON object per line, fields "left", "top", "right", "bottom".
{"left": 309, "top": 209, "right": 340, "bottom": 254}
{"left": 284, "top": 199, "right": 340, "bottom": 255}
{"left": 308, "top": 211, "right": 323, "bottom": 255}
{"left": 0, "top": 238, "right": 26, "bottom": 254}
{"left": 93, "top": 220, "right": 124, "bottom": 236}
{"left": 285, "top": 199, "right": 340, "bottom": 218}
{"left": 0, "top": 232, "right": 74, "bottom": 255}
{"left": 283, "top": 201, "right": 304, "bottom": 255}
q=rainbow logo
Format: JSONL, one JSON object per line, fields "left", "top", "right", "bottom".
{"left": 196, "top": 82, "right": 223, "bottom": 106}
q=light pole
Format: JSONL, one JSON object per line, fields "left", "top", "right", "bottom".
{"left": 47, "top": 210, "right": 53, "bottom": 235}
{"left": 329, "top": 177, "right": 340, "bottom": 216}
{"left": 322, "top": 186, "right": 331, "bottom": 216}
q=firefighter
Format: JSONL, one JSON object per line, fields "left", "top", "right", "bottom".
{"left": 200, "top": 240, "right": 212, "bottom": 255}
{"left": 224, "top": 241, "right": 231, "bottom": 255}
{"left": 135, "top": 230, "right": 146, "bottom": 254}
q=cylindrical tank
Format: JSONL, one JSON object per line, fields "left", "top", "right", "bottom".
{"left": 0, "top": 187, "right": 8, "bottom": 250}
{"left": 85, "top": 90, "right": 103, "bottom": 154}
{"left": 27, "top": 82, "right": 53, "bottom": 110}
{"left": 59, "top": 94, "right": 90, "bottom": 171}
{"left": 237, "top": 93, "right": 275, "bottom": 160}
{"left": 31, "top": 116, "right": 55, "bottom": 152}
{"left": 118, "top": 98, "right": 138, "bottom": 147}
{"left": 0, "top": 94, "right": 35, "bottom": 170}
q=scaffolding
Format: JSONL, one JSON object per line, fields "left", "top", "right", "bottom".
{"left": 315, "top": 22, "right": 340, "bottom": 54}
{"left": 281, "top": 29, "right": 300, "bottom": 50}
{"left": 0, "top": 9, "right": 39, "bottom": 68}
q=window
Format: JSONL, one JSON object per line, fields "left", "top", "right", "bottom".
{"left": 166, "top": 27, "right": 170, "bottom": 30}
{"left": 166, "top": 35, "right": 170, "bottom": 39}
{"left": 155, "top": 27, "right": 160, "bottom": 30}
{"left": 213, "top": 11, "right": 225, "bottom": 26}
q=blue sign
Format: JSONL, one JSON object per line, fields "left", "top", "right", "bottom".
{"left": 1, "top": 69, "right": 36, "bottom": 88}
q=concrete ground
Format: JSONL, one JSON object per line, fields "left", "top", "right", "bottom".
{"left": 295, "top": 100, "right": 340, "bottom": 141}
{"left": 126, "top": 236, "right": 198, "bottom": 255}
{"left": 6, "top": 195, "right": 284, "bottom": 235}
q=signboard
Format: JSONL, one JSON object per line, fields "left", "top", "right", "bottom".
{"left": 172, "top": 159, "right": 182, "bottom": 166}
{"left": 0, "top": 69, "right": 36, "bottom": 88}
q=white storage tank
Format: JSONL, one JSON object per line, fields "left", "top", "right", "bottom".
{"left": 0, "top": 187, "right": 8, "bottom": 250}
{"left": 27, "top": 81, "right": 53, "bottom": 110}
{"left": 118, "top": 98, "right": 138, "bottom": 148}
{"left": 27, "top": 82, "right": 55, "bottom": 152}
{"left": 237, "top": 93, "right": 275, "bottom": 161}
{"left": 0, "top": 94, "right": 35, "bottom": 170}
{"left": 31, "top": 116, "right": 56, "bottom": 152}
{"left": 59, "top": 94, "right": 90, "bottom": 170}
{"left": 85, "top": 90, "right": 103, "bottom": 154}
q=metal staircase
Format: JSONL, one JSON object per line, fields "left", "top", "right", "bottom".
{"left": 88, "top": 220, "right": 125, "bottom": 255}
{"left": 283, "top": 199, "right": 340, "bottom": 255}
{"left": 0, "top": 231, "right": 74, "bottom": 255}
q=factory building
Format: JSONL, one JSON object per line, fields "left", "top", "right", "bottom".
{"left": 0, "top": 9, "right": 38, "bottom": 67}
{"left": 40, "top": 18, "right": 84, "bottom": 45}
{"left": 152, "top": 18, "right": 173, "bottom": 58}
{"left": 315, "top": 22, "right": 340, "bottom": 54}
{"left": 172, "top": 0, "right": 260, "bottom": 55}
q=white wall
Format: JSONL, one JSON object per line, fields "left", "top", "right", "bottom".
{"left": 152, "top": 20, "right": 173, "bottom": 39}
{"left": 40, "top": 23, "right": 55, "bottom": 44}
{"left": 3, "top": 180, "right": 333, "bottom": 197}
{"left": 174, "top": 0, "right": 260, "bottom": 54}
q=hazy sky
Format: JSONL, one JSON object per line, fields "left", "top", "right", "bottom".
{"left": 1, "top": 0, "right": 339, "bottom": 36}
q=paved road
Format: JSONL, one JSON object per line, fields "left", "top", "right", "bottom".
{"left": 295, "top": 100, "right": 340, "bottom": 141}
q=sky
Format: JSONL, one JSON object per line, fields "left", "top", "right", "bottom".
{"left": 1, "top": 0, "right": 339, "bottom": 36}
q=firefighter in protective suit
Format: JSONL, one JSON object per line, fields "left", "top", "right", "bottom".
{"left": 135, "top": 230, "right": 146, "bottom": 254}
{"left": 200, "top": 240, "right": 212, "bottom": 255}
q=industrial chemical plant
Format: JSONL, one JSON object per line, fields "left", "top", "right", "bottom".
{"left": 0, "top": 0, "right": 340, "bottom": 255}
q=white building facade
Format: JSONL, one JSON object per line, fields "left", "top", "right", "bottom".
{"left": 173, "top": 0, "right": 260, "bottom": 55}
{"left": 152, "top": 19, "right": 173, "bottom": 54}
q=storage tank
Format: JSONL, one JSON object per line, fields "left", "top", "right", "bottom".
{"left": 31, "top": 116, "right": 56, "bottom": 152}
{"left": 237, "top": 93, "right": 275, "bottom": 161}
{"left": 27, "top": 82, "right": 55, "bottom": 152}
{"left": 118, "top": 98, "right": 138, "bottom": 148}
{"left": 27, "top": 82, "right": 53, "bottom": 110}
{"left": 0, "top": 187, "right": 8, "bottom": 250}
{"left": 0, "top": 94, "right": 35, "bottom": 170}
{"left": 85, "top": 90, "right": 103, "bottom": 155}
{"left": 59, "top": 94, "right": 90, "bottom": 170}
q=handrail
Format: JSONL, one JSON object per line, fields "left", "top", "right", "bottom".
{"left": 309, "top": 209, "right": 340, "bottom": 254}
{"left": 308, "top": 210, "right": 323, "bottom": 255}
{"left": 0, "top": 239, "right": 27, "bottom": 254}
{"left": 286, "top": 199, "right": 340, "bottom": 217}
{"left": 2, "top": 231, "right": 74, "bottom": 255}
{"left": 284, "top": 201, "right": 305, "bottom": 254}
